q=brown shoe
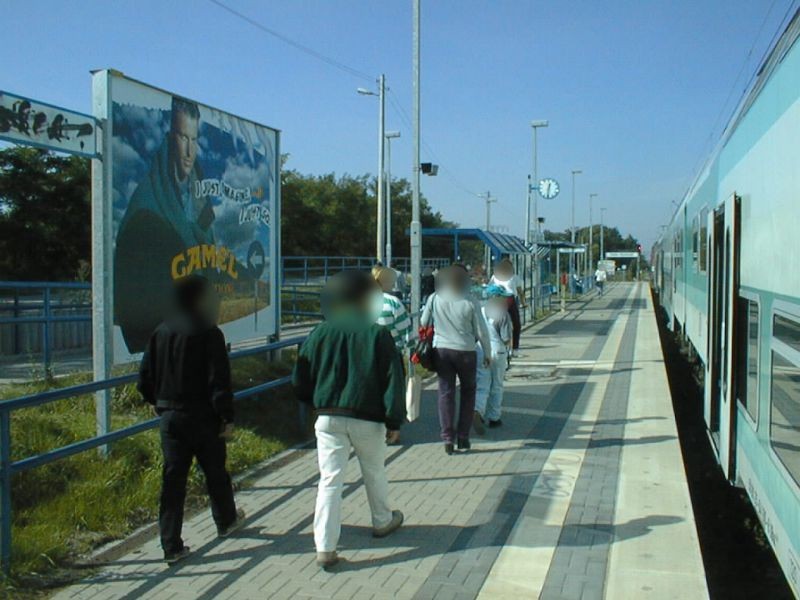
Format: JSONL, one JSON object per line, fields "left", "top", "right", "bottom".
{"left": 373, "top": 510, "right": 404, "bottom": 538}
{"left": 316, "top": 551, "right": 339, "bottom": 569}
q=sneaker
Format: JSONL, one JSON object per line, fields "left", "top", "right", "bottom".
{"left": 316, "top": 551, "right": 340, "bottom": 569}
{"left": 373, "top": 510, "right": 404, "bottom": 538}
{"left": 218, "top": 508, "right": 246, "bottom": 538}
{"left": 472, "top": 411, "right": 486, "bottom": 435}
{"left": 164, "top": 546, "right": 191, "bottom": 565}
{"left": 457, "top": 439, "right": 471, "bottom": 451}
{"left": 488, "top": 419, "right": 503, "bottom": 428}
{"left": 444, "top": 443, "right": 455, "bottom": 455}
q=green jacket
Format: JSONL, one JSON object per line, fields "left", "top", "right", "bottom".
{"left": 292, "top": 312, "right": 406, "bottom": 430}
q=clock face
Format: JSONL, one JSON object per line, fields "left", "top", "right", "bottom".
{"left": 538, "top": 178, "right": 560, "bottom": 199}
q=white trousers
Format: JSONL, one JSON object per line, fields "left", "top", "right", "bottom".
{"left": 314, "top": 415, "right": 393, "bottom": 552}
{"left": 475, "top": 348, "right": 507, "bottom": 422}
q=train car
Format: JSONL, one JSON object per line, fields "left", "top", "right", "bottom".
{"left": 653, "top": 9, "right": 800, "bottom": 596}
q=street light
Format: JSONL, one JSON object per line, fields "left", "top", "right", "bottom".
{"left": 358, "top": 75, "right": 386, "bottom": 264}
{"left": 588, "top": 193, "right": 598, "bottom": 277}
{"left": 527, "top": 120, "right": 548, "bottom": 245}
{"left": 570, "top": 169, "right": 582, "bottom": 294}
{"left": 384, "top": 130, "right": 401, "bottom": 266}
{"left": 600, "top": 207, "right": 607, "bottom": 262}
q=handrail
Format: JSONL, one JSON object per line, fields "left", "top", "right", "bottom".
{"left": 0, "top": 335, "right": 307, "bottom": 575}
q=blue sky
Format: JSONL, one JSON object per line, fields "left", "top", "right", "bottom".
{"left": 2, "top": 0, "right": 791, "bottom": 250}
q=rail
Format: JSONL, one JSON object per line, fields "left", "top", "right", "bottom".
{"left": 0, "top": 335, "right": 308, "bottom": 575}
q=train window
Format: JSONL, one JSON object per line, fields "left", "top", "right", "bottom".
{"left": 737, "top": 297, "right": 759, "bottom": 423}
{"left": 699, "top": 208, "right": 708, "bottom": 273}
{"left": 674, "top": 230, "right": 683, "bottom": 270}
{"left": 774, "top": 314, "right": 800, "bottom": 354}
{"left": 692, "top": 216, "right": 699, "bottom": 272}
{"left": 770, "top": 350, "right": 800, "bottom": 486}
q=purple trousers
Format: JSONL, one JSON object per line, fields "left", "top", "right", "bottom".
{"left": 435, "top": 348, "right": 477, "bottom": 443}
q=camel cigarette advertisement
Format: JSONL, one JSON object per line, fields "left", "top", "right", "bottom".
{"left": 106, "top": 72, "right": 279, "bottom": 362}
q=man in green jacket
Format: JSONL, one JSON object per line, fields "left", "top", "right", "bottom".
{"left": 293, "top": 271, "right": 406, "bottom": 569}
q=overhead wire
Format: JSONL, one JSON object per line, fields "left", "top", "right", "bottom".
{"left": 207, "top": 0, "right": 375, "bottom": 83}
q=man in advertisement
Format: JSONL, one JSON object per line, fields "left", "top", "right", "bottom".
{"left": 114, "top": 96, "right": 217, "bottom": 353}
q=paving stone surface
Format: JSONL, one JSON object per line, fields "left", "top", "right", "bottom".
{"left": 51, "top": 282, "right": 707, "bottom": 600}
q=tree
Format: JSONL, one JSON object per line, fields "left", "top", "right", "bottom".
{"left": 281, "top": 166, "right": 457, "bottom": 260}
{"left": 0, "top": 147, "right": 90, "bottom": 281}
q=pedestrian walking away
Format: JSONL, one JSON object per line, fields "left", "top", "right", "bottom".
{"left": 138, "top": 275, "right": 245, "bottom": 565}
{"left": 421, "top": 266, "right": 492, "bottom": 454}
{"left": 373, "top": 266, "right": 415, "bottom": 355}
{"left": 474, "top": 285, "right": 512, "bottom": 435}
{"left": 293, "top": 271, "right": 406, "bottom": 569}
{"left": 595, "top": 266, "right": 607, "bottom": 296}
{"left": 489, "top": 258, "right": 526, "bottom": 356}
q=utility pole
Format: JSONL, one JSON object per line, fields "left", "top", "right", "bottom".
{"left": 410, "top": 0, "right": 421, "bottom": 320}
{"left": 600, "top": 207, "right": 607, "bottom": 263}
{"left": 589, "top": 193, "right": 597, "bottom": 278}
{"left": 385, "top": 131, "right": 400, "bottom": 267}
{"left": 483, "top": 191, "right": 496, "bottom": 274}
{"left": 570, "top": 169, "right": 582, "bottom": 296}
{"left": 357, "top": 74, "right": 387, "bottom": 264}
{"left": 529, "top": 120, "right": 547, "bottom": 313}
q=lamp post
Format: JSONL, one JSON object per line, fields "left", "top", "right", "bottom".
{"left": 588, "top": 193, "right": 597, "bottom": 278}
{"left": 384, "top": 130, "right": 400, "bottom": 267}
{"left": 527, "top": 120, "right": 548, "bottom": 244}
{"left": 358, "top": 74, "right": 386, "bottom": 264}
{"left": 570, "top": 169, "right": 582, "bottom": 295}
{"left": 410, "top": 0, "right": 421, "bottom": 320}
{"left": 482, "top": 191, "right": 497, "bottom": 274}
{"left": 600, "top": 207, "right": 607, "bottom": 263}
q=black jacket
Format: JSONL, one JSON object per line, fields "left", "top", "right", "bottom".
{"left": 138, "top": 315, "right": 234, "bottom": 423}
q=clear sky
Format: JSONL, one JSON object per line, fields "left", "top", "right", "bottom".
{"left": 2, "top": 0, "right": 792, "bottom": 250}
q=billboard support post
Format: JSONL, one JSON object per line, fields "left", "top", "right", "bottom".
{"left": 91, "top": 70, "right": 113, "bottom": 456}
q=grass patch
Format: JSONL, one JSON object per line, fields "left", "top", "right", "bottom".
{"left": 0, "top": 348, "right": 307, "bottom": 593}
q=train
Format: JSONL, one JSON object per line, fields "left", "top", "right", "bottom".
{"left": 652, "top": 8, "right": 800, "bottom": 596}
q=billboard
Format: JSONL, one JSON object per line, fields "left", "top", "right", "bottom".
{"left": 102, "top": 72, "right": 279, "bottom": 362}
{"left": 0, "top": 90, "right": 97, "bottom": 157}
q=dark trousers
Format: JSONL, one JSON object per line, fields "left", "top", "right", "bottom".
{"left": 435, "top": 348, "right": 477, "bottom": 443}
{"left": 508, "top": 297, "right": 521, "bottom": 350}
{"left": 159, "top": 410, "right": 237, "bottom": 554}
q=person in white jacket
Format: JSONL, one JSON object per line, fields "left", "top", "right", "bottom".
{"left": 473, "top": 285, "right": 512, "bottom": 434}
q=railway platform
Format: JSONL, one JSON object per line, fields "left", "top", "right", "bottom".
{"left": 52, "top": 282, "right": 707, "bottom": 600}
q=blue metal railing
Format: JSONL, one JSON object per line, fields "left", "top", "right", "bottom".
{"left": 0, "top": 335, "right": 307, "bottom": 575}
{"left": 281, "top": 256, "right": 450, "bottom": 286}
{"left": 0, "top": 281, "right": 92, "bottom": 372}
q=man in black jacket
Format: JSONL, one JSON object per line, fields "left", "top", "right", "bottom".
{"left": 138, "top": 275, "right": 244, "bottom": 564}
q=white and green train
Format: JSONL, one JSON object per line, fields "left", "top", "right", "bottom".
{"left": 653, "top": 9, "right": 800, "bottom": 595}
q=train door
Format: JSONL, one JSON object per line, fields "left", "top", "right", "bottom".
{"left": 705, "top": 193, "right": 740, "bottom": 480}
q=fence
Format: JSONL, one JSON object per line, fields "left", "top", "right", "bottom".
{"left": 0, "top": 335, "right": 307, "bottom": 574}
{"left": 0, "top": 282, "right": 92, "bottom": 371}
{"left": 281, "top": 256, "right": 450, "bottom": 286}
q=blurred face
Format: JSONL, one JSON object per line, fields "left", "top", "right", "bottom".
{"left": 171, "top": 112, "right": 199, "bottom": 182}
{"left": 378, "top": 270, "right": 397, "bottom": 292}
{"left": 487, "top": 296, "right": 508, "bottom": 316}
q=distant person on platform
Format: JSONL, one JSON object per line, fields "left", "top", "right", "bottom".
{"left": 138, "top": 275, "right": 245, "bottom": 565}
{"left": 595, "top": 266, "right": 607, "bottom": 296}
{"left": 421, "top": 267, "right": 436, "bottom": 305}
{"left": 293, "top": 271, "right": 406, "bottom": 569}
{"left": 373, "top": 266, "right": 414, "bottom": 355}
{"left": 115, "top": 96, "right": 217, "bottom": 354}
{"left": 490, "top": 259, "right": 526, "bottom": 357}
{"left": 422, "top": 266, "right": 492, "bottom": 454}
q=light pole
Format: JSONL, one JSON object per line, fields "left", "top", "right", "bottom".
{"left": 410, "top": 0, "right": 421, "bottom": 319}
{"left": 384, "top": 130, "right": 400, "bottom": 266}
{"left": 527, "top": 120, "right": 548, "bottom": 244}
{"left": 358, "top": 73, "right": 386, "bottom": 264}
{"left": 600, "top": 207, "right": 607, "bottom": 263}
{"left": 482, "top": 191, "right": 497, "bottom": 274}
{"left": 588, "top": 193, "right": 597, "bottom": 278}
{"left": 570, "top": 169, "right": 582, "bottom": 294}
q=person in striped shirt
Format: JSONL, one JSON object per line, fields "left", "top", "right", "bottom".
{"left": 372, "top": 266, "right": 415, "bottom": 353}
